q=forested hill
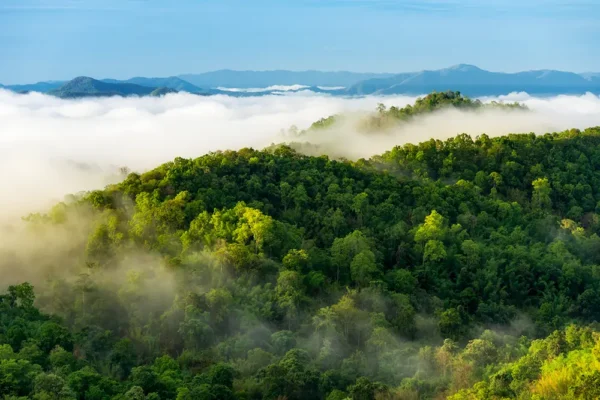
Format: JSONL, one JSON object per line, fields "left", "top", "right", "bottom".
{"left": 4, "top": 127, "right": 600, "bottom": 399}
{"left": 307, "top": 90, "right": 526, "bottom": 133}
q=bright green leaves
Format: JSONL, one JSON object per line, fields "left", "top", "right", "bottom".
{"left": 414, "top": 210, "right": 447, "bottom": 244}
{"left": 532, "top": 177, "right": 552, "bottom": 211}
{"left": 129, "top": 191, "right": 188, "bottom": 250}
{"left": 181, "top": 202, "right": 302, "bottom": 261}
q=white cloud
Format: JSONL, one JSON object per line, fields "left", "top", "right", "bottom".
{"left": 1, "top": 89, "right": 600, "bottom": 220}
{"left": 216, "top": 85, "right": 311, "bottom": 93}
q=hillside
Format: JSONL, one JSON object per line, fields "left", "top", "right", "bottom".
{"left": 346, "top": 64, "right": 600, "bottom": 96}
{"left": 449, "top": 324, "right": 600, "bottom": 399}
{"left": 49, "top": 77, "right": 161, "bottom": 98}
{"left": 4, "top": 94, "right": 600, "bottom": 399}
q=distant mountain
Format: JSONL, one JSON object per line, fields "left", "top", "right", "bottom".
{"left": 346, "top": 64, "right": 600, "bottom": 96}
{"left": 2, "top": 81, "right": 65, "bottom": 93}
{"left": 102, "top": 76, "right": 201, "bottom": 93}
{"left": 178, "top": 70, "right": 394, "bottom": 88}
{"left": 49, "top": 77, "right": 160, "bottom": 98}
{"left": 581, "top": 72, "right": 600, "bottom": 82}
{"left": 6, "top": 65, "right": 600, "bottom": 98}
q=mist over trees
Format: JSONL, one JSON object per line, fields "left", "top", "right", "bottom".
{"left": 3, "top": 93, "right": 600, "bottom": 399}
{"left": 306, "top": 91, "right": 527, "bottom": 134}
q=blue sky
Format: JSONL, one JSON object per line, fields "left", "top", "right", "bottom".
{"left": 0, "top": 0, "right": 599, "bottom": 84}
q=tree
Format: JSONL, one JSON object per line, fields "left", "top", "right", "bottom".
{"left": 460, "top": 240, "right": 480, "bottom": 268}
{"left": 385, "top": 269, "right": 417, "bottom": 294}
{"left": 350, "top": 250, "right": 380, "bottom": 288}
{"left": 276, "top": 271, "right": 305, "bottom": 329}
{"left": 352, "top": 192, "right": 369, "bottom": 226}
{"left": 414, "top": 210, "right": 446, "bottom": 244}
{"left": 206, "top": 288, "right": 233, "bottom": 326}
{"left": 331, "top": 231, "right": 372, "bottom": 283}
{"left": 331, "top": 294, "right": 364, "bottom": 344}
{"left": 123, "top": 386, "right": 146, "bottom": 400}
{"left": 348, "top": 377, "right": 385, "bottom": 400}
{"left": 0, "top": 358, "right": 42, "bottom": 396}
{"left": 532, "top": 177, "right": 552, "bottom": 211}
{"left": 37, "top": 322, "right": 73, "bottom": 353}
{"left": 423, "top": 240, "right": 447, "bottom": 264}
{"left": 271, "top": 331, "right": 297, "bottom": 355}
{"left": 48, "top": 346, "right": 76, "bottom": 375}
{"left": 462, "top": 338, "right": 497, "bottom": 368}
{"left": 33, "top": 373, "right": 76, "bottom": 400}
{"left": 259, "top": 349, "right": 320, "bottom": 400}
{"left": 130, "top": 366, "right": 164, "bottom": 397}
{"left": 283, "top": 249, "right": 309, "bottom": 272}
{"left": 207, "top": 363, "right": 235, "bottom": 387}
{"left": 110, "top": 339, "right": 137, "bottom": 379}
{"left": 388, "top": 293, "right": 416, "bottom": 338}
{"left": 8, "top": 283, "right": 35, "bottom": 309}
{"left": 439, "top": 308, "right": 465, "bottom": 340}
{"left": 234, "top": 206, "right": 275, "bottom": 255}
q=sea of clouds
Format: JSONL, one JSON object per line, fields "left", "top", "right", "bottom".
{"left": 1, "top": 89, "right": 600, "bottom": 219}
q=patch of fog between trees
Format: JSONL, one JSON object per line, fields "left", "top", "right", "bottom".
{"left": 1, "top": 89, "right": 600, "bottom": 221}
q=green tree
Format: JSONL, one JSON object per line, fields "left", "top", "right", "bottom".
{"left": 331, "top": 231, "right": 372, "bottom": 283}
{"left": 532, "top": 177, "right": 552, "bottom": 211}
{"left": 350, "top": 250, "right": 380, "bottom": 288}
{"left": 276, "top": 271, "right": 305, "bottom": 329}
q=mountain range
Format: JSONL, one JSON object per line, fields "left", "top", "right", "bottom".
{"left": 345, "top": 64, "right": 600, "bottom": 96}
{"left": 2, "top": 65, "right": 600, "bottom": 98}
{"left": 178, "top": 70, "right": 393, "bottom": 88}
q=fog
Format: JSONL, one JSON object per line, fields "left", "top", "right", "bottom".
{"left": 2, "top": 89, "right": 600, "bottom": 219}
{"left": 0, "top": 89, "right": 598, "bottom": 381}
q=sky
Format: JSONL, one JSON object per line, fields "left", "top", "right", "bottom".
{"left": 0, "top": 0, "right": 599, "bottom": 84}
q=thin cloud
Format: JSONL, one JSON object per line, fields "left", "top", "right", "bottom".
{"left": 217, "top": 85, "right": 311, "bottom": 93}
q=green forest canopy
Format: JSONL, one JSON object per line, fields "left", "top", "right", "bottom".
{"left": 2, "top": 93, "right": 600, "bottom": 400}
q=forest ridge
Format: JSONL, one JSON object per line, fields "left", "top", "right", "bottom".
{"left": 2, "top": 92, "right": 600, "bottom": 399}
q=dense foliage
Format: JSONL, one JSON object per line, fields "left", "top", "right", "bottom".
{"left": 3, "top": 94, "right": 600, "bottom": 399}
{"left": 450, "top": 324, "right": 600, "bottom": 400}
